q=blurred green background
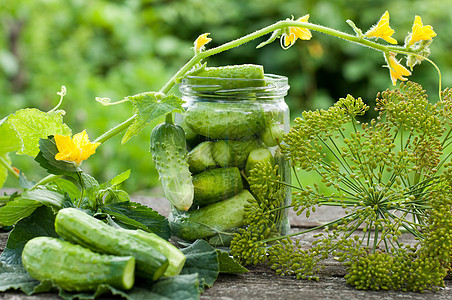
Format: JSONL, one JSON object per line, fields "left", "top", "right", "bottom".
{"left": 1, "top": 0, "right": 451, "bottom": 192}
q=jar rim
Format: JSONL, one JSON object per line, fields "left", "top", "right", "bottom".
{"left": 179, "top": 74, "right": 289, "bottom": 100}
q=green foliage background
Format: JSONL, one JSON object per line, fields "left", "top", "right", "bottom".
{"left": 1, "top": 0, "right": 451, "bottom": 192}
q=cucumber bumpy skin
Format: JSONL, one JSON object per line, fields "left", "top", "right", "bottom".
{"left": 193, "top": 167, "right": 244, "bottom": 206}
{"left": 55, "top": 208, "right": 169, "bottom": 281}
{"left": 212, "top": 137, "right": 262, "bottom": 169}
{"left": 187, "top": 141, "right": 217, "bottom": 174}
{"left": 150, "top": 122, "right": 194, "bottom": 211}
{"left": 122, "top": 229, "right": 186, "bottom": 277}
{"left": 184, "top": 102, "right": 266, "bottom": 140}
{"left": 22, "top": 237, "right": 135, "bottom": 292}
{"left": 169, "top": 189, "right": 255, "bottom": 241}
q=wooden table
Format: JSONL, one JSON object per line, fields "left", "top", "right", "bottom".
{"left": 1, "top": 193, "right": 451, "bottom": 299}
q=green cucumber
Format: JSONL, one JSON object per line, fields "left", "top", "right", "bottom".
{"left": 55, "top": 208, "right": 169, "bottom": 281}
{"left": 245, "top": 148, "right": 275, "bottom": 176}
{"left": 184, "top": 101, "right": 266, "bottom": 139}
{"left": 188, "top": 64, "right": 266, "bottom": 90}
{"left": 187, "top": 141, "right": 217, "bottom": 173}
{"left": 22, "top": 236, "right": 135, "bottom": 292}
{"left": 193, "top": 167, "right": 243, "bottom": 206}
{"left": 211, "top": 140, "right": 232, "bottom": 167}
{"left": 150, "top": 121, "right": 194, "bottom": 211}
{"left": 169, "top": 190, "right": 255, "bottom": 241}
{"left": 212, "top": 137, "right": 261, "bottom": 169}
{"left": 123, "top": 229, "right": 186, "bottom": 277}
{"left": 260, "top": 122, "right": 285, "bottom": 147}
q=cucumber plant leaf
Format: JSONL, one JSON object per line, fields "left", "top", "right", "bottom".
{"left": 122, "top": 92, "right": 184, "bottom": 144}
{"left": 0, "top": 262, "right": 39, "bottom": 295}
{"left": 0, "top": 206, "right": 58, "bottom": 265}
{"left": 6, "top": 108, "right": 71, "bottom": 157}
{"left": 0, "top": 119, "right": 21, "bottom": 155}
{"left": 0, "top": 188, "right": 66, "bottom": 227}
{"left": 101, "top": 201, "right": 171, "bottom": 240}
{"left": 216, "top": 249, "right": 249, "bottom": 274}
{"left": 180, "top": 239, "right": 219, "bottom": 291}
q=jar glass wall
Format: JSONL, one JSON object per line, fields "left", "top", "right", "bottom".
{"left": 169, "top": 74, "right": 291, "bottom": 247}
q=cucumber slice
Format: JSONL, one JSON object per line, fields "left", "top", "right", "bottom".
{"left": 187, "top": 141, "right": 217, "bottom": 174}
{"left": 169, "top": 190, "right": 255, "bottom": 241}
{"left": 193, "top": 167, "right": 244, "bottom": 206}
{"left": 245, "top": 148, "right": 275, "bottom": 176}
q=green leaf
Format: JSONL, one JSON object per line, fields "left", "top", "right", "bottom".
{"left": 102, "top": 189, "right": 130, "bottom": 205}
{"left": 181, "top": 239, "right": 219, "bottom": 291}
{"left": 34, "top": 136, "right": 81, "bottom": 176}
{"left": 53, "top": 178, "right": 81, "bottom": 200}
{"left": 145, "top": 273, "right": 200, "bottom": 300}
{"left": 122, "top": 93, "right": 184, "bottom": 143}
{"left": 20, "top": 188, "right": 67, "bottom": 209}
{"left": 101, "top": 201, "right": 171, "bottom": 240}
{"left": 0, "top": 198, "right": 41, "bottom": 227}
{"left": 0, "top": 206, "right": 57, "bottom": 265}
{"left": 216, "top": 249, "right": 249, "bottom": 274}
{"left": 0, "top": 187, "right": 67, "bottom": 226}
{"left": 108, "top": 169, "right": 131, "bottom": 187}
{"left": 0, "top": 262, "right": 39, "bottom": 295}
{"left": 6, "top": 108, "right": 71, "bottom": 157}
{"left": 0, "top": 119, "right": 21, "bottom": 155}
{"left": 18, "top": 172, "right": 36, "bottom": 190}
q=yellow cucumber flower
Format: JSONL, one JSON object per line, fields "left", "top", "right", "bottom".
{"left": 385, "top": 53, "right": 411, "bottom": 85}
{"left": 194, "top": 33, "right": 212, "bottom": 52}
{"left": 54, "top": 130, "right": 100, "bottom": 166}
{"left": 407, "top": 16, "right": 436, "bottom": 45}
{"left": 281, "top": 15, "right": 312, "bottom": 49}
{"left": 364, "top": 11, "right": 397, "bottom": 44}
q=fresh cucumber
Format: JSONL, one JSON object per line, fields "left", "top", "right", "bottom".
{"left": 211, "top": 137, "right": 261, "bottom": 169}
{"left": 22, "top": 236, "right": 135, "bottom": 291}
{"left": 150, "top": 121, "right": 194, "bottom": 211}
{"left": 169, "top": 190, "right": 255, "bottom": 241}
{"left": 123, "top": 229, "right": 186, "bottom": 277}
{"left": 245, "top": 148, "right": 275, "bottom": 176}
{"left": 193, "top": 167, "right": 243, "bottom": 206}
{"left": 184, "top": 101, "right": 266, "bottom": 139}
{"left": 211, "top": 140, "right": 232, "bottom": 167}
{"left": 187, "top": 64, "right": 266, "bottom": 90}
{"left": 55, "top": 208, "right": 169, "bottom": 281}
{"left": 260, "top": 122, "right": 285, "bottom": 147}
{"left": 187, "top": 141, "right": 217, "bottom": 174}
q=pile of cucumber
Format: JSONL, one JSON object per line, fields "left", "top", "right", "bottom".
{"left": 21, "top": 208, "right": 186, "bottom": 292}
{"left": 166, "top": 65, "right": 286, "bottom": 245}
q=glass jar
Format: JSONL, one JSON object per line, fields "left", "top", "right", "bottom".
{"left": 169, "top": 74, "right": 291, "bottom": 247}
